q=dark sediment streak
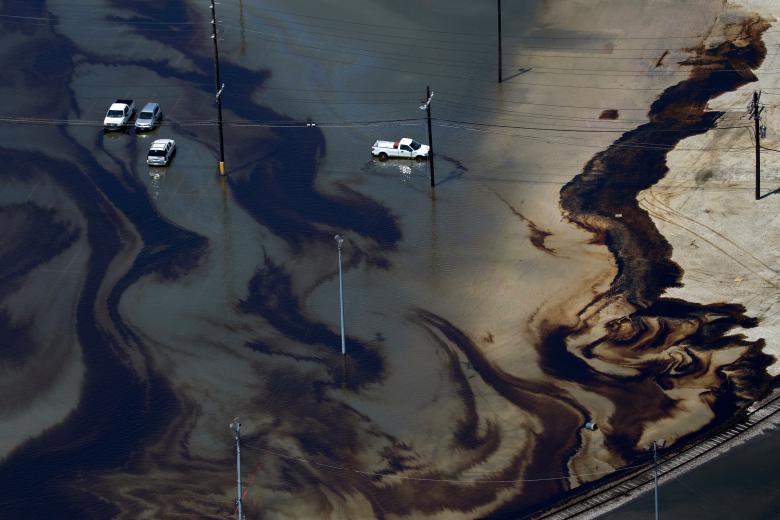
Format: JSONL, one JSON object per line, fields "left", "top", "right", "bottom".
{"left": 0, "top": 151, "right": 179, "bottom": 519}
{"left": 102, "top": 0, "right": 402, "bottom": 255}
{"left": 238, "top": 255, "right": 384, "bottom": 385}
{"left": 545, "top": 16, "right": 776, "bottom": 468}
{"left": 494, "top": 192, "right": 556, "bottom": 255}
{"left": 0, "top": 203, "right": 79, "bottom": 295}
{"left": 412, "top": 311, "right": 587, "bottom": 518}
{"left": 0, "top": 0, "right": 402, "bottom": 514}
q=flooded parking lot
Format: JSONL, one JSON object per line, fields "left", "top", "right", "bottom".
{"left": 0, "top": 1, "right": 777, "bottom": 518}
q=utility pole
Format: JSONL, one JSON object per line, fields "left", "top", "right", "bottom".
{"left": 653, "top": 441, "right": 659, "bottom": 520}
{"left": 420, "top": 87, "right": 435, "bottom": 187}
{"left": 230, "top": 418, "right": 244, "bottom": 520}
{"left": 497, "top": 0, "right": 503, "bottom": 83}
{"left": 210, "top": 1, "right": 226, "bottom": 175}
{"left": 335, "top": 234, "right": 346, "bottom": 356}
{"left": 749, "top": 90, "right": 763, "bottom": 200}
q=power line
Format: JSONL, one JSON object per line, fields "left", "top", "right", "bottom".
{"left": 0, "top": 116, "right": 426, "bottom": 127}
{"left": 436, "top": 99, "right": 746, "bottom": 124}
{"left": 217, "top": 0, "right": 780, "bottom": 42}
{"left": 242, "top": 442, "right": 654, "bottom": 484}
{"left": 218, "top": 19, "right": 780, "bottom": 68}
{"left": 435, "top": 117, "right": 750, "bottom": 134}
{"left": 0, "top": 13, "right": 202, "bottom": 25}
{"left": 0, "top": 114, "right": 751, "bottom": 138}
{"left": 433, "top": 121, "right": 754, "bottom": 151}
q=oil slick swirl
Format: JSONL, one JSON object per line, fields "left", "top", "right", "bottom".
{"left": 0, "top": 2, "right": 776, "bottom": 519}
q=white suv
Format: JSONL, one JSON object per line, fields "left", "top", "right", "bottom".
{"left": 147, "top": 139, "right": 176, "bottom": 166}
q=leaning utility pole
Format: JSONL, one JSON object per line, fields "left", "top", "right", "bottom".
{"left": 210, "top": 1, "right": 226, "bottom": 175}
{"left": 497, "top": 0, "right": 503, "bottom": 83}
{"left": 230, "top": 418, "right": 244, "bottom": 520}
{"left": 420, "top": 87, "right": 435, "bottom": 187}
{"left": 749, "top": 90, "right": 763, "bottom": 200}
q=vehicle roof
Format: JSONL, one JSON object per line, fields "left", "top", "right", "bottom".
{"left": 150, "top": 139, "right": 174, "bottom": 149}
{"left": 399, "top": 138, "right": 414, "bottom": 145}
{"left": 140, "top": 102, "right": 159, "bottom": 112}
{"left": 109, "top": 103, "right": 129, "bottom": 110}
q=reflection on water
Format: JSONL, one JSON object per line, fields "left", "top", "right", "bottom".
{"left": 399, "top": 163, "right": 412, "bottom": 182}
{"left": 148, "top": 169, "right": 165, "bottom": 200}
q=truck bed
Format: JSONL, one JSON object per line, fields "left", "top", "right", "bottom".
{"left": 373, "top": 140, "right": 397, "bottom": 149}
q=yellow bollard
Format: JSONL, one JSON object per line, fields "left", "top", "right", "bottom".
{"left": 219, "top": 161, "right": 225, "bottom": 175}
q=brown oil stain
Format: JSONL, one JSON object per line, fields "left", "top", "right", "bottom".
{"left": 655, "top": 49, "right": 669, "bottom": 67}
{"left": 599, "top": 109, "right": 619, "bottom": 120}
{"left": 494, "top": 191, "right": 556, "bottom": 255}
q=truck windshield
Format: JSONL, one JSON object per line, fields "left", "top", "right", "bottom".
{"left": 107, "top": 110, "right": 124, "bottom": 117}
{"left": 148, "top": 149, "right": 167, "bottom": 157}
{"left": 410, "top": 141, "right": 422, "bottom": 150}
{"left": 139, "top": 112, "right": 153, "bottom": 120}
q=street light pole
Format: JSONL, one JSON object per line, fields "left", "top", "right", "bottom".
{"left": 230, "top": 418, "right": 244, "bottom": 520}
{"left": 335, "top": 234, "right": 346, "bottom": 356}
{"left": 653, "top": 440, "right": 659, "bottom": 520}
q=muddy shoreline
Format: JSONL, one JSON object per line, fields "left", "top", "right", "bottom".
{"left": 552, "top": 15, "right": 776, "bottom": 465}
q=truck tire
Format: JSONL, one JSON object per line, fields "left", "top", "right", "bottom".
{"left": 415, "top": 155, "right": 424, "bottom": 162}
{"left": 378, "top": 152, "right": 388, "bottom": 161}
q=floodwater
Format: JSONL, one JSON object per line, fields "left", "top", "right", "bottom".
{"left": 0, "top": 0, "right": 776, "bottom": 518}
{"left": 606, "top": 427, "right": 780, "bottom": 519}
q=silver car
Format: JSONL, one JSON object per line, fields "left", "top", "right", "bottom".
{"left": 147, "top": 139, "right": 176, "bottom": 166}
{"left": 135, "top": 102, "right": 162, "bottom": 131}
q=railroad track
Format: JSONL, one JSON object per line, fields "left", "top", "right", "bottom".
{"left": 532, "top": 390, "right": 780, "bottom": 520}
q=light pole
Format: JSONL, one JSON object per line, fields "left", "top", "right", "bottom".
{"left": 230, "top": 417, "right": 244, "bottom": 520}
{"left": 653, "top": 440, "right": 659, "bottom": 520}
{"left": 335, "top": 234, "right": 346, "bottom": 356}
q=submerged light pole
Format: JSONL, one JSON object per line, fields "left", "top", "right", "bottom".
{"left": 653, "top": 441, "right": 659, "bottom": 520}
{"left": 335, "top": 234, "right": 346, "bottom": 356}
{"left": 230, "top": 418, "right": 244, "bottom": 520}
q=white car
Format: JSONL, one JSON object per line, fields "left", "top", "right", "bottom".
{"left": 147, "top": 139, "right": 176, "bottom": 166}
{"left": 371, "top": 138, "right": 430, "bottom": 161}
{"left": 135, "top": 102, "right": 162, "bottom": 131}
{"left": 103, "top": 99, "right": 135, "bottom": 131}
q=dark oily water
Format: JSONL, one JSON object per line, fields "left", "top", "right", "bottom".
{"left": 0, "top": 2, "right": 776, "bottom": 520}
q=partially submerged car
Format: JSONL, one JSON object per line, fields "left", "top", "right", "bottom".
{"left": 147, "top": 139, "right": 176, "bottom": 166}
{"left": 103, "top": 99, "right": 135, "bottom": 131}
{"left": 371, "top": 138, "right": 430, "bottom": 161}
{"left": 135, "top": 102, "right": 162, "bottom": 131}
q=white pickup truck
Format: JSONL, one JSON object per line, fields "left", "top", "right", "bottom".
{"left": 103, "top": 99, "right": 135, "bottom": 131}
{"left": 371, "top": 138, "right": 430, "bottom": 161}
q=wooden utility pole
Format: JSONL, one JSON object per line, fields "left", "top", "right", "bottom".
{"left": 497, "top": 0, "right": 503, "bottom": 83}
{"left": 230, "top": 418, "right": 244, "bottom": 520}
{"left": 421, "top": 86, "right": 435, "bottom": 187}
{"left": 750, "top": 90, "right": 763, "bottom": 200}
{"left": 210, "top": 1, "right": 226, "bottom": 175}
